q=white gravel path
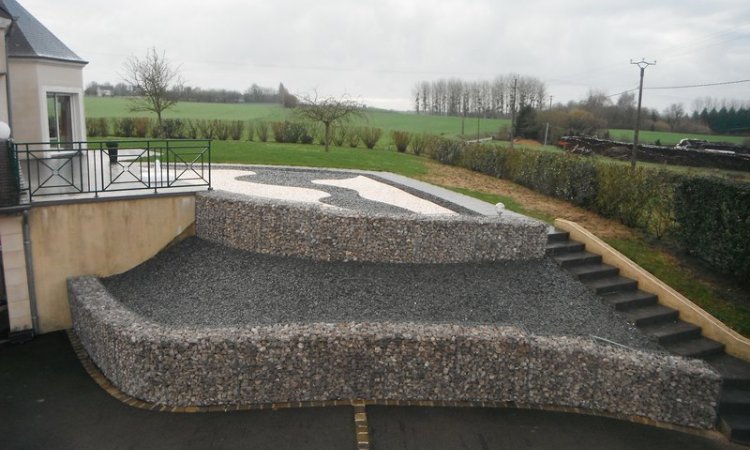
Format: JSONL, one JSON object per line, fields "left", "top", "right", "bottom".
{"left": 211, "top": 169, "right": 337, "bottom": 208}
{"left": 312, "top": 175, "right": 457, "bottom": 216}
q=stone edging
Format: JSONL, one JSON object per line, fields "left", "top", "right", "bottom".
{"left": 68, "top": 276, "right": 721, "bottom": 429}
{"left": 195, "top": 190, "right": 547, "bottom": 263}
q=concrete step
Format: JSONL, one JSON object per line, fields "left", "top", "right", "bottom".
{"left": 600, "top": 289, "right": 658, "bottom": 311}
{"left": 707, "top": 354, "right": 750, "bottom": 389}
{"left": 553, "top": 251, "right": 602, "bottom": 269}
{"left": 584, "top": 276, "right": 638, "bottom": 295}
{"left": 546, "top": 229, "right": 570, "bottom": 243}
{"left": 639, "top": 320, "right": 702, "bottom": 344}
{"left": 568, "top": 263, "right": 620, "bottom": 282}
{"left": 662, "top": 336, "right": 725, "bottom": 359}
{"left": 622, "top": 305, "right": 679, "bottom": 327}
{"left": 545, "top": 240, "right": 584, "bottom": 256}
{"left": 719, "top": 413, "right": 750, "bottom": 445}
{"left": 721, "top": 388, "right": 750, "bottom": 415}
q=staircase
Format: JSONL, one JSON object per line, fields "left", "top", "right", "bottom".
{"left": 547, "top": 229, "right": 750, "bottom": 445}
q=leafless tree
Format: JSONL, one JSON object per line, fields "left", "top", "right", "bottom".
{"left": 294, "top": 93, "right": 364, "bottom": 151}
{"left": 121, "top": 48, "right": 183, "bottom": 133}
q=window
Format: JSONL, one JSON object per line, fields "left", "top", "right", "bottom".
{"left": 46, "top": 93, "right": 74, "bottom": 148}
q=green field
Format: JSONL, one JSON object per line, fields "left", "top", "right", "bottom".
{"left": 608, "top": 128, "right": 746, "bottom": 146}
{"left": 86, "top": 97, "right": 746, "bottom": 147}
{"left": 85, "top": 97, "right": 508, "bottom": 138}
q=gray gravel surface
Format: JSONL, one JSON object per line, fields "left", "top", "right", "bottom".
{"left": 220, "top": 166, "right": 479, "bottom": 216}
{"left": 102, "top": 238, "right": 661, "bottom": 352}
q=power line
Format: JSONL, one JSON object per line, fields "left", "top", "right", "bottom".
{"left": 645, "top": 78, "right": 750, "bottom": 90}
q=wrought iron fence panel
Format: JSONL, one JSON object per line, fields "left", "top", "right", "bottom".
{"left": 13, "top": 140, "right": 211, "bottom": 202}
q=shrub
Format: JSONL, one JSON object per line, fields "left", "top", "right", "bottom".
{"left": 271, "top": 121, "right": 286, "bottom": 142}
{"left": 256, "top": 121, "right": 269, "bottom": 142}
{"left": 228, "top": 120, "right": 244, "bottom": 140}
{"left": 333, "top": 126, "right": 347, "bottom": 147}
{"left": 347, "top": 130, "right": 360, "bottom": 148}
{"left": 161, "top": 119, "right": 185, "bottom": 139}
{"left": 246, "top": 121, "right": 255, "bottom": 141}
{"left": 410, "top": 133, "right": 427, "bottom": 156}
{"left": 195, "top": 120, "right": 213, "bottom": 139}
{"left": 429, "top": 137, "right": 464, "bottom": 165}
{"left": 392, "top": 130, "right": 411, "bottom": 152}
{"left": 185, "top": 120, "right": 200, "bottom": 139}
{"left": 133, "top": 118, "right": 151, "bottom": 138}
{"left": 212, "top": 120, "right": 230, "bottom": 140}
{"left": 114, "top": 117, "right": 135, "bottom": 137}
{"left": 359, "top": 127, "right": 383, "bottom": 149}
{"left": 86, "top": 117, "right": 109, "bottom": 137}
{"left": 674, "top": 177, "right": 750, "bottom": 284}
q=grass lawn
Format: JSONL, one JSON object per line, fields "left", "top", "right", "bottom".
{"left": 608, "top": 128, "right": 747, "bottom": 146}
{"left": 211, "top": 140, "right": 428, "bottom": 178}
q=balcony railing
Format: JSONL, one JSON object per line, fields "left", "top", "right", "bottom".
{"left": 13, "top": 139, "right": 211, "bottom": 203}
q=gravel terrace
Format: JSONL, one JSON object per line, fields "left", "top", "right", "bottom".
{"left": 102, "top": 237, "right": 662, "bottom": 352}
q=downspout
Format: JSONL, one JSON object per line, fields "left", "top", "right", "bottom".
{"left": 22, "top": 209, "right": 38, "bottom": 334}
{"left": 4, "top": 19, "right": 13, "bottom": 132}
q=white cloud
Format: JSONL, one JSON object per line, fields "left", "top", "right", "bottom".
{"left": 20, "top": 0, "right": 750, "bottom": 111}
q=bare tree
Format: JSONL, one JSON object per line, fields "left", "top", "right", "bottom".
{"left": 121, "top": 48, "right": 183, "bottom": 133}
{"left": 294, "top": 93, "right": 364, "bottom": 151}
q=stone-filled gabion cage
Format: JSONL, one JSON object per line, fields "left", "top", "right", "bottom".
{"left": 68, "top": 190, "right": 722, "bottom": 430}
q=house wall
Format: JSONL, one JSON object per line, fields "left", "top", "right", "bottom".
{"left": 8, "top": 59, "right": 86, "bottom": 143}
{"left": 28, "top": 194, "right": 195, "bottom": 333}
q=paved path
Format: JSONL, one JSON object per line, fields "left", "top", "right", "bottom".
{"left": 1, "top": 332, "right": 744, "bottom": 450}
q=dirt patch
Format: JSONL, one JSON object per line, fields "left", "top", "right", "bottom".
{"left": 418, "top": 161, "right": 635, "bottom": 241}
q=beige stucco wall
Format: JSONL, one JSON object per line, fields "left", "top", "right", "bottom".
{"left": 0, "top": 214, "right": 33, "bottom": 332}
{"left": 29, "top": 195, "right": 196, "bottom": 333}
{"left": 8, "top": 58, "right": 86, "bottom": 143}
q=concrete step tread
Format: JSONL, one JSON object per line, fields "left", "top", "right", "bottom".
{"left": 600, "top": 289, "right": 658, "bottom": 310}
{"left": 622, "top": 304, "right": 679, "bottom": 326}
{"left": 708, "top": 354, "right": 750, "bottom": 388}
{"left": 720, "top": 414, "right": 750, "bottom": 444}
{"left": 722, "top": 388, "right": 750, "bottom": 405}
{"left": 553, "top": 251, "right": 602, "bottom": 268}
{"left": 568, "top": 263, "right": 620, "bottom": 279}
{"left": 639, "top": 320, "right": 702, "bottom": 343}
{"left": 546, "top": 230, "right": 570, "bottom": 243}
{"left": 662, "top": 336, "right": 725, "bottom": 358}
{"left": 546, "top": 241, "right": 585, "bottom": 255}
{"left": 584, "top": 276, "right": 638, "bottom": 294}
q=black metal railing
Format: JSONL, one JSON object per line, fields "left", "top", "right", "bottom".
{"left": 13, "top": 140, "right": 211, "bottom": 202}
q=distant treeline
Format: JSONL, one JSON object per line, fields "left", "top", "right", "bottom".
{"left": 696, "top": 107, "right": 750, "bottom": 134}
{"left": 412, "top": 74, "right": 547, "bottom": 118}
{"left": 85, "top": 81, "right": 298, "bottom": 107}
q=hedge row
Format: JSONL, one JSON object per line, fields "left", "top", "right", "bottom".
{"left": 420, "top": 139, "right": 749, "bottom": 284}
{"left": 87, "top": 117, "right": 386, "bottom": 149}
{"left": 674, "top": 178, "right": 750, "bottom": 282}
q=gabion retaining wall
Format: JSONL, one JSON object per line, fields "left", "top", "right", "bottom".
{"left": 69, "top": 276, "right": 721, "bottom": 429}
{"left": 195, "top": 190, "right": 548, "bottom": 263}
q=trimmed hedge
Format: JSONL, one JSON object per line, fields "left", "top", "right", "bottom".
{"left": 674, "top": 178, "right": 750, "bottom": 283}
{"left": 422, "top": 139, "right": 748, "bottom": 283}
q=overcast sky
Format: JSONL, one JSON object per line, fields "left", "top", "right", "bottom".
{"left": 22, "top": 0, "right": 750, "bottom": 112}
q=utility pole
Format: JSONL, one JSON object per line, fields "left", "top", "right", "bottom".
{"left": 630, "top": 58, "right": 656, "bottom": 169}
{"left": 548, "top": 95, "right": 554, "bottom": 110}
{"left": 509, "top": 77, "right": 517, "bottom": 149}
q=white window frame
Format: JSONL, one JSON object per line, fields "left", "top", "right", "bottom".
{"left": 38, "top": 85, "right": 86, "bottom": 145}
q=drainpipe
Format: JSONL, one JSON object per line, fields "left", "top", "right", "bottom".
{"left": 4, "top": 19, "right": 13, "bottom": 133}
{"left": 22, "top": 209, "right": 38, "bottom": 333}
